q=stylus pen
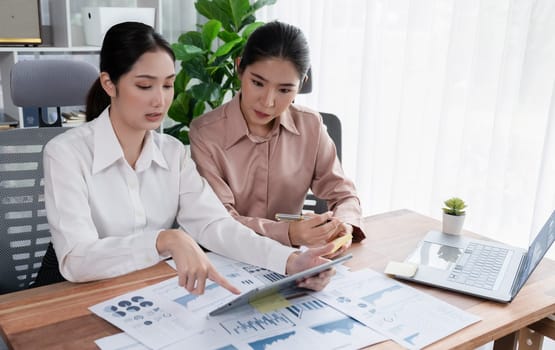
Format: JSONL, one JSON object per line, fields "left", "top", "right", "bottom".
{"left": 275, "top": 213, "right": 306, "bottom": 222}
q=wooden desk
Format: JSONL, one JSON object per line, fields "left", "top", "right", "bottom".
{"left": 1, "top": 209, "right": 554, "bottom": 349}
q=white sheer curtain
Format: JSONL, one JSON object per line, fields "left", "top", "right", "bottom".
{"left": 258, "top": 0, "right": 555, "bottom": 258}
{"left": 160, "top": 0, "right": 197, "bottom": 42}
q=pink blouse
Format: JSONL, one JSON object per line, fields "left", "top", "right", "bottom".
{"left": 189, "top": 94, "right": 366, "bottom": 246}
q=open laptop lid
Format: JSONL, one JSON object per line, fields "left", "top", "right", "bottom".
{"left": 512, "top": 210, "right": 555, "bottom": 296}
{"left": 209, "top": 253, "right": 353, "bottom": 316}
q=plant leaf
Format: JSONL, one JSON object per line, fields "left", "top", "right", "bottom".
{"left": 251, "top": 0, "right": 277, "bottom": 12}
{"left": 163, "top": 122, "right": 185, "bottom": 141}
{"left": 218, "top": 30, "right": 240, "bottom": 43}
{"left": 195, "top": 0, "right": 234, "bottom": 31}
{"left": 241, "top": 22, "right": 264, "bottom": 38}
{"left": 239, "top": 14, "right": 256, "bottom": 30}
{"left": 183, "top": 58, "right": 211, "bottom": 82}
{"left": 193, "top": 100, "right": 206, "bottom": 117}
{"left": 173, "top": 70, "right": 190, "bottom": 95}
{"left": 178, "top": 130, "right": 190, "bottom": 145}
{"left": 172, "top": 43, "right": 203, "bottom": 62}
{"left": 178, "top": 31, "right": 204, "bottom": 47}
{"left": 213, "top": 37, "right": 243, "bottom": 59}
{"left": 201, "top": 19, "right": 222, "bottom": 49}
{"left": 167, "top": 93, "right": 190, "bottom": 123}
{"left": 229, "top": 0, "right": 251, "bottom": 31}
{"left": 191, "top": 82, "right": 223, "bottom": 102}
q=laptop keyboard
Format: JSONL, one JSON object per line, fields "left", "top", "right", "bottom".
{"left": 447, "top": 242, "right": 509, "bottom": 290}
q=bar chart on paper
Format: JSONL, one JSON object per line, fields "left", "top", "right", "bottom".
{"left": 91, "top": 255, "right": 387, "bottom": 350}
{"left": 220, "top": 312, "right": 296, "bottom": 336}
{"left": 316, "top": 269, "right": 481, "bottom": 349}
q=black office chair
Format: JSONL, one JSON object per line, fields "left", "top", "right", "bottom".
{"left": 298, "top": 69, "right": 343, "bottom": 214}
{"left": 302, "top": 113, "right": 342, "bottom": 214}
{"left": 0, "top": 127, "right": 70, "bottom": 294}
{"left": 0, "top": 59, "right": 96, "bottom": 294}
{"left": 10, "top": 59, "right": 98, "bottom": 127}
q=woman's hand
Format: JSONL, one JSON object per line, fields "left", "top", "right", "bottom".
{"left": 156, "top": 229, "right": 240, "bottom": 295}
{"left": 285, "top": 243, "right": 337, "bottom": 291}
{"left": 288, "top": 212, "right": 341, "bottom": 247}
{"left": 324, "top": 223, "right": 354, "bottom": 259}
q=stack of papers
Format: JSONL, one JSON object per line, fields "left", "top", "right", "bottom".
{"left": 90, "top": 253, "right": 480, "bottom": 350}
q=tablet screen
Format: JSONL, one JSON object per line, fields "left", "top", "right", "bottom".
{"left": 209, "top": 253, "right": 353, "bottom": 316}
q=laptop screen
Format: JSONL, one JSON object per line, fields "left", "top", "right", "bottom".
{"left": 513, "top": 211, "right": 555, "bottom": 294}
{"left": 406, "top": 242, "right": 463, "bottom": 271}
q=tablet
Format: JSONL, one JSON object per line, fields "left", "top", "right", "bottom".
{"left": 209, "top": 253, "right": 353, "bottom": 316}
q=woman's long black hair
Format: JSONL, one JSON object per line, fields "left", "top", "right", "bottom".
{"left": 85, "top": 22, "right": 175, "bottom": 121}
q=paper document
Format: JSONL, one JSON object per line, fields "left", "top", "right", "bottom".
{"left": 93, "top": 253, "right": 480, "bottom": 349}
{"left": 315, "top": 268, "right": 481, "bottom": 349}
{"left": 92, "top": 253, "right": 386, "bottom": 350}
{"left": 95, "top": 294, "right": 386, "bottom": 350}
{"left": 94, "top": 295, "right": 386, "bottom": 350}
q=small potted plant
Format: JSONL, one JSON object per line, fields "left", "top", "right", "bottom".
{"left": 442, "top": 197, "right": 467, "bottom": 235}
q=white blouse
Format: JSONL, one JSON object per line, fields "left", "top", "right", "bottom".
{"left": 43, "top": 108, "right": 295, "bottom": 282}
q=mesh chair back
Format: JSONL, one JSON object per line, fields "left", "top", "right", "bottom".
{"left": 0, "top": 127, "right": 68, "bottom": 293}
{"left": 303, "top": 113, "right": 342, "bottom": 214}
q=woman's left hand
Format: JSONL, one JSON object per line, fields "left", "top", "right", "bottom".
{"left": 324, "top": 223, "right": 354, "bottom": 259}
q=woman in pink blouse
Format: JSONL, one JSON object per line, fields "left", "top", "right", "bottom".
{"left": 190, "top": 21, "right": 366, "bottom": 252}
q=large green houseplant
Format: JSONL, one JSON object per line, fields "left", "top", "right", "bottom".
{"left": 164, "top": 0, "right": 276, "bottom": 144}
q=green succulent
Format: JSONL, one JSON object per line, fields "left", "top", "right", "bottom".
{"left": 442, "top": 197, "right": 467, "bottom": 216}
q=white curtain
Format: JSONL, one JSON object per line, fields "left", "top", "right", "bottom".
{"left": 160, "top": 0, "right": 197, "bottom": 42}
{"left": 257, "top": 0, "right": 555, "bottom": 258}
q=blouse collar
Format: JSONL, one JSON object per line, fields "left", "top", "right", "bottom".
{"left": 92, "top": 107, "right": 168, "bottom": 173}
{"left": 224, "top": 94, "right": 300, "bottom": 149}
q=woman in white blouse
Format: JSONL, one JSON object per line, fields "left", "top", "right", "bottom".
{"left": 36, "top": 22, "right": 335, "bottom": 295}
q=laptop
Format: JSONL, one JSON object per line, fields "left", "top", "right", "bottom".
{"left": 395, "top": 210, "right": 555, "bottom": 302}
{"left": 209, "top": 253, "right": 353, "bottom": 316}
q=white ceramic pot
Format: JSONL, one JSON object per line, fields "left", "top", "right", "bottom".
{"left": 442, "top": 213, "right": 465, "bottom": 235}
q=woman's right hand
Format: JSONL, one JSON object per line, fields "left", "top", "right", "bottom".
{"left": 288, "top": 212, "right": 341, "bottom": 247}
{"left": 156, "top": 229, "right": 240, "bottom": 295}
{"left": 285, "top": 243, "right": 337, "bottom": 291}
